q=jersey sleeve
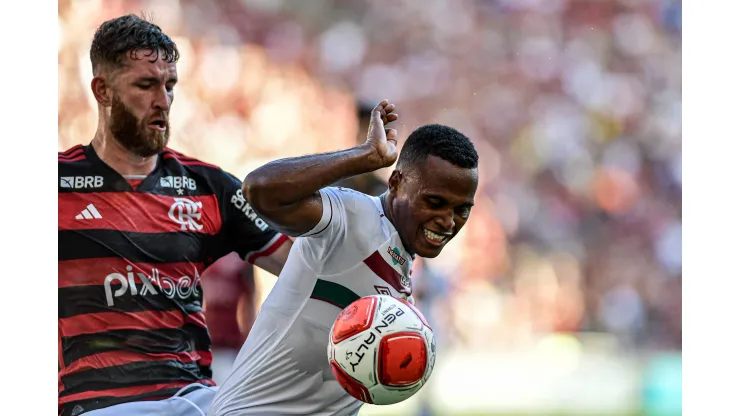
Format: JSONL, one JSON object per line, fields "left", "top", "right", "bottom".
{"left": 219, "top": 172, "right": 288, "bottom": 264}
{"left": 296, "top": 187, "right": 371, "bottom": 271}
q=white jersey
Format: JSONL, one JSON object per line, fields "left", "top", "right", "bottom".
{"left": 209, "top": 187, "right": 414, "bottom": 416}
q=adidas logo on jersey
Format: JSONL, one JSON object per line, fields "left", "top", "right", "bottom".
{"left": 75, "top": 204, "right": 102, "bottom": 220}
{"left": 60, "top": 176, "right": 104, "bottom": 189}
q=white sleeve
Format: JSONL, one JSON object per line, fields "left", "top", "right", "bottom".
{"left": 298, "top": 187, "right": 342, "bottom": 239}
{"left": 296, "top": 187, "right": 363, "bottom": 271}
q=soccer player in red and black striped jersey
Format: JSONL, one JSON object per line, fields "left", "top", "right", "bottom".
{"left": 58, "top": 15, "right": 291, "bottom": 416}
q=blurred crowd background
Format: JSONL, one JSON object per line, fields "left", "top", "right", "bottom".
{"left": 58, "top": 0, "right": 681, "bottom": 415}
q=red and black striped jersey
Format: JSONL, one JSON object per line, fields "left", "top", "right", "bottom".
{"left": 58, "top": 144, "right": 287, "bottom": 416}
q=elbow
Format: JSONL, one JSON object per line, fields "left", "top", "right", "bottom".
{"left": 242, "top": 172, "right": 273, "bottom": 213}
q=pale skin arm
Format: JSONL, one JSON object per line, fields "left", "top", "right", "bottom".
{"left": 252, "top": 239, "right": 293, "bottom": 277}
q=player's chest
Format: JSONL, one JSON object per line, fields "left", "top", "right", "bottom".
{"left": 58, "top": 190, "right": 223, "bottom": 235}
{"left": 58, "top": 258, "right": 207, "bottom": 315}
{"left": 315, "top": 234, "right": 414, "bottom": 308}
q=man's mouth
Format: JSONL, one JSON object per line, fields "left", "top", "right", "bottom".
{"left": 148, "top": 118, "right": 167, "bottom": 131}
{"left": 423, "top": 228, "right": 451, "bottom": 246}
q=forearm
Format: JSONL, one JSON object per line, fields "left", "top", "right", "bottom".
{"left": 244, "top": 144, "right": 381, "bottom": 210}
{"left": 252, "top": 238, "right": 292, "bottom": 276}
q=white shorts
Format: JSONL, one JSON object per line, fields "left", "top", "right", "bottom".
{"left": 83, "top": 384, "right": 218, "bottom": 416}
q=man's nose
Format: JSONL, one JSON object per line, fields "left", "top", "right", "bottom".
{"left": 152, "top": 86, "right": 171, "bottom": 112}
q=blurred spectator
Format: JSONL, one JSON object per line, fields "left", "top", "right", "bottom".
{"left": 59, "top": 0, "right": 681, "bottom": 353}
{"left": 200, "top": 253, "right": 258, "bottom": 384}
{"left": 334, "top": 101, "right": 389, "bottom": 196}
{"left": 410, "top": 258, "right": 454, "bottom": 346}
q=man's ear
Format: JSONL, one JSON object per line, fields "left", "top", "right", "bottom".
{"left": 91, "top": 74, "right": 113, "bottom": 107}
{"left": 388, "top": 170, "right": 402, "bottom": 196}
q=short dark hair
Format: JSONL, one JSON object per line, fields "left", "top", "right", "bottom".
{"left": 90, "top": 14, "right": 179, "bottom": 74}
{"left": 397, "top": 124, "right": 478, "bottom": 170}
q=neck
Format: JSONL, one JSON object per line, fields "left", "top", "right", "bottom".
{"left": 91, "top": 127, "right": 158, "bottom": 176}
{"left": 380, "top": 192, "right": 394, "bottom": 225}
{"left": 380, "top": 192, "right": 414, "bottom": 256}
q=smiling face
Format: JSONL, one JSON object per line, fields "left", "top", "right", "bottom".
{"left": 104, "top": 49, "right": 177, "bottom": 157}
{"left": 388, "top": 155, "right": 479, "bottom": 258}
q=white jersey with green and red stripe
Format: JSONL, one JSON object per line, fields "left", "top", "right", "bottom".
{"left": 209, "top": 187, "right": 415, "bottom": 416}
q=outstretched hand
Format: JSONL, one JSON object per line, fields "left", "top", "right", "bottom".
{"left": 364, "top": 99, "right": 399, "bottom": 168}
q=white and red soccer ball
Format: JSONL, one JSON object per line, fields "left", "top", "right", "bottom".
{"left": 327, "top": 295, "right": 436, "bottom": 405}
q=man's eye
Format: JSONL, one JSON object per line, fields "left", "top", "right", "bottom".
{"left": 427, "top": 199, "right": 443, "bottom": 208}
{"left": 456, "top": 207, "right": 471, "bottom": 218}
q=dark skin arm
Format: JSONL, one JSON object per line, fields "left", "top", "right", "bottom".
{"left": 244, "top": 100, "right": 399, "bottom": 237}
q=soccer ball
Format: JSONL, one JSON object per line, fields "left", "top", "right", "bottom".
{"left": 327, "top": 295, "right": 436, "bottom": 405}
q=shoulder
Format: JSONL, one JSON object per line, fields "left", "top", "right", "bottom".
{"left": 162, "top": 147, "right": 223, "bottom": 172}
{"left": 59, "top": 145, "right": 94, "bottom": 179}
{"left": 306, "top": 188, "right": 386, "bottom": 267}
{"left": 325, "top": 186, "right": 376, "bottom": 207}
{"left": 161, "top": 147, "right": 240, "bottom": 188}
{"left": 323, "top": 186, "right": 383, "bottom": 227}
{"left": 58, "top": 144, "right": 87, "bottom": 165}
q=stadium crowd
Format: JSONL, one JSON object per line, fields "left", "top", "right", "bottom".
{"left": 58, "top": 0, "right": 681, "bottom": 358}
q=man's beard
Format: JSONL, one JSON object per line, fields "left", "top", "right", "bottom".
{"left": 109, "top": 95, "right": 169, "bottom": 157}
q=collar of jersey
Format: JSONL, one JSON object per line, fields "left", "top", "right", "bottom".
{"left": 371, "top": 195, "right": 416, "bottom": 264}
{"left": 84, "top": 143, "right": 166, "bottom": 191}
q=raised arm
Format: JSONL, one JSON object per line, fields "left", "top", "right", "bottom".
{"left": 244, "top": 100, "right": 399, "bottom": 237}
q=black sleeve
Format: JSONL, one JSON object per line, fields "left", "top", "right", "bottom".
{"left": 217, "top": 171, "right": 287, "bottom": 263}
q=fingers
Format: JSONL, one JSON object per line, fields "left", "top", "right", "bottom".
{"left": 386, "top": 128, "right": 398, "bottom": 143}
{"left": 371, "top": 99, "right": 398, "bottom": 126}
{"left": 371, "top": 100, "right": 388, "bottom": 126}
{"left": 383, "top": 103, "right": 397, "bottom": 125}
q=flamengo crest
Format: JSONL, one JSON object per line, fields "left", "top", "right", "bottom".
{"left": 169, "top": 198, "right": 204, "bottom": 231}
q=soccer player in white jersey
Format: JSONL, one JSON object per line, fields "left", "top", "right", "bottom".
{"left": 209, "top": 100, "right": 479, "bottom": 416}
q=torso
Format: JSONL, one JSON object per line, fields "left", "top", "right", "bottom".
{"left": 210, "top": 187, "right": 414, "bottom": 416}
{"left": 58, "top": 144, "right": 282, "bottom": 415}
